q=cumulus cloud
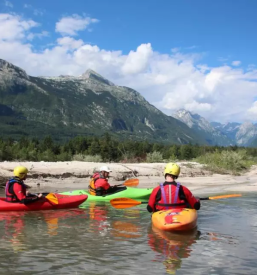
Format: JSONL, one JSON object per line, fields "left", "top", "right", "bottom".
{"left": 122, "top": 43, "right": 153, "bottom": 74}
{"left": 57, "top": 36, "right": 84, "bottom": 49}
{"left": 1, "top": 12, "right": 257, "bottom": 123}
{"left": 248, "top": 101, "right": 257, "bottom": 116}
{"left": 232, "top": 60, "right": 241, "bottom": 66}
{"left": 55, "top": 14, "right": 99, "bottom": 36}
{"left": 27, "top": 30, "right": 49, "bottom": 40}
{"left": 0, "top": 13, "right": 38, "bottom": 41}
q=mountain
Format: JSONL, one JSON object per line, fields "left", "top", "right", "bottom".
{"left": 172, "top": 109, "right": 233, "bottom": 146}
{"left": 173, "top": 109, "right": 257, "bottom": 147}
{"left": 0, "top": 59, "right": 207, "bottom": 144}
{"left": 235, "top": 122, "right": 257, "bottom": 146}
{"left": 211, "top": 121, "right": 257, "bottom": 146}
{"left": 210, "top": 122, "right": 241, "bottom": 141}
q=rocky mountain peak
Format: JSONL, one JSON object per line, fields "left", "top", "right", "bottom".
{"left": 235, "top": 121, "right": 257, "bottom": 145}
{"left": 173, "top": 109, "right": 209, "bottom": 129}
{"left": 0, "top": 59, "right": 29, "bottom": 80}
{"left": 172, "top": 109, "right": 233, "bottom": 146}
{"left": 79, "top": 69, "right": 114, "bottom": 86}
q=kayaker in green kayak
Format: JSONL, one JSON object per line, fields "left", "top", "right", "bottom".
{"left": 88, "top": 165, "right": 126, "bottom": 196}
{"left": 5, "top": 166, "right": 43, "bottom": 204}
{"left": 147, "top": 163, "right": 201, "bottom": 212}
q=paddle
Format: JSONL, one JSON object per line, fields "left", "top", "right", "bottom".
{"left": 45, "top": 193, "right": 58, "bottom": 204}
{"left": 199, "top": 194, "right": 242, "bottom": 200}
{"left": 110, "top": 198, "right": 147, "bottom": 209}
{"left": 116, "top": 178, "right": 139, "bottom": 187}
{"left": 110, "top": 194, "right": 242, "bottom": 209}
{"left": 31, "top": 192, "right": 58, "bottom": 204}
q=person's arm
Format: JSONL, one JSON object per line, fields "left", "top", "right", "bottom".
{"left": 181, "top": 186, "right": 200, "bottom": 210}
{"left": 147, "top": 186, "right": 160, "bottom": 213}
{"left": 13, "top": 184, "right": 40, "bottom": 204}
{"left": 94, "top": 178, "right": 111, "bottom": 190}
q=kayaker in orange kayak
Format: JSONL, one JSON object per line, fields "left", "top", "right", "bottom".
{"left": 5, "top": 166, "right": 43, "bottom": 204}
{"left": 147, "top": 163, "right": 200, "bottom": 212}
{"left": 89, "top": 165, "right": 126, "bottom": 196}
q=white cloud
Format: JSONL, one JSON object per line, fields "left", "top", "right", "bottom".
{"left": 57, "top": 36, "right": 84, "bottom": 49}
{"left": 247, "top": 101, "right": 257, "bottom": 115}
{"left": 55, "top": 14, "right": 99, "bottom": 36}
{"left": 27, "top": 31, "right": 49, "bottom": 40}
{"left": 0, "top": 13, "right": 38, "bottom": 41}
{"left": 4, "top": 0, "right": 13, "bottom": 8}
{"left": 232, "top": 60, "right": 241, "bottom": 66}
{"left": 0, "top": 12, "right": 257, "bottom": 123}
{"left": 122, "top": 43, "right": 153, "bottom": 74}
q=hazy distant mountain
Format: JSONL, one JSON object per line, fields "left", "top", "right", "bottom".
{"left": 211, "top": 121, "right": 257, "bottom": 146}
{"left": 210, "top": 122, "right": 241, "bottom": 141}
{"left": 236, "top": 122, "right": 257, "bottom": 146}
{"left": 172, "top": 109, "right": 233, "bottom": 146}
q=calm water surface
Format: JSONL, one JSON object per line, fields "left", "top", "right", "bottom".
{"left": 0, "top": 191, "right": 256, "bottom": 275}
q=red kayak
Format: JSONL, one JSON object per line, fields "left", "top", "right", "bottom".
{"left": 0, "top": 194, "right": 88, "bottom": 211}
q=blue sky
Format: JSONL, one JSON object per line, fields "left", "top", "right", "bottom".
{"left": 2, "top": 0, "right": 257, "bottom": 66}
{"left": 0, "top": 0, "right": 257, "bottom": 123}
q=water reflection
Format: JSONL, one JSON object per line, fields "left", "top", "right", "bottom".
{"left": 0, "top": 212, "right": 27, "bottom": 252}
{"left": 85, "top": 202, "right": 143, "bottom": 239}
{"left": 111, "top": 221, "right": 142, "bottom": 239}
{"left": 41, "top": 209, "right": 87, "bottom": 236}
{"left": 0, "top": 195, "right": 254, "bottom": 274}
{"left": 0, "top": 209, "right": 87, "bottom": 253}
{"left": 148, "top": 226, "right": 200, "bottom": 274}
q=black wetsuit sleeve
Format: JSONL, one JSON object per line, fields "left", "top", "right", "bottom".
{"left": 147, "top": 205, "right": 153, "bottom": 212}
{"left": 194, "top": 201, "right": 201, "bottom": 210}
{"left": 20, "top": 197, "right": 40, "bottom": 204}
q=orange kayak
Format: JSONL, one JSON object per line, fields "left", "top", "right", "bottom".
{"left": 152, "top": 208, "right": 197, "bottom": 232}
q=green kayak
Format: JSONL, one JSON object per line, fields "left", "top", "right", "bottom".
{"left": 60, "top": 187, "right": 153, "bottom": 202}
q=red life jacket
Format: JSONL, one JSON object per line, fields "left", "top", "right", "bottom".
{"left": 155, "top": 182, "right": 188, "bottom": 211}
{"left": 5, "top": 177, "right": 26, "bottom": 202}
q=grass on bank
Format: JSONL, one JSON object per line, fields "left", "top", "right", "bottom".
{"left": 195, "top": 149, "right": 257, "bottom": 175}
{"left": 71, "top": 149, "right": 257, "bottom": 175}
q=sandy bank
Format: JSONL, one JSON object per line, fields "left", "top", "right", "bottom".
{"left": 1, "top": 161, "right": 257, "bottom": 195}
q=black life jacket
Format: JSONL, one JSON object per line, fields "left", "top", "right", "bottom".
{"left": 5, "top": 177, "right": 26, "bottom": 202}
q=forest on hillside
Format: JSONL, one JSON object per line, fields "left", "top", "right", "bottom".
{"left": 1, "top": 133, "right": 257, "bottom": 174}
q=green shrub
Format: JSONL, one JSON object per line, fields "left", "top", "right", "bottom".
{"left": 146, "top": 151, "right": 163, "bottom": 163}
{"left": 195, "top": 149, "right": 256, "bottom": 174}
{"left": 72, "top": 154, "right": 103, "bottom": 162}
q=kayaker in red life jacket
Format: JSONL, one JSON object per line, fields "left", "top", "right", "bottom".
{"left": 89, "top": 166, "right": 126, "bottom": 196}
{"left": 147, "top": 163, "right": 200, "bottom": 212}
{"left": 5, "top": 166, "right": 43, "bottom": 204}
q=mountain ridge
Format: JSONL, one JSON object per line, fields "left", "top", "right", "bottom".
{"left": 173, "top": 109, "right": 257, "bottom": 147}
{"left": 172, "top": 109, "right": 233, "bottom": 146}
{"left": 0, "top": 58, "right": 206, "bottom": 144}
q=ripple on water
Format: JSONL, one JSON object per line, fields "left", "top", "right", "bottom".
{"left": 0, "top": 194, "right": 256, "bottom": 274}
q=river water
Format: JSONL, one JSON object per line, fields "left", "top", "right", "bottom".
{"left": 0, "top": 191, "right": 256, "bottom": 275}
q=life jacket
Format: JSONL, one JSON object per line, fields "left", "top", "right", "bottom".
{"left": 5, "top": 177, "right": 26, "bottom": 202}
{"left": 155, "top": 182, "right": 188, "bottom": 211}
{"left": 88, "top": 173, "right": 106, "bottom": 196}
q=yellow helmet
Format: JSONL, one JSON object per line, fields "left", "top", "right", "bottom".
{"left": 164, "top": 163, "right": 180, "bottom": 177}
{"left": 13, "top": 166, "right": 28, "bottom": 180}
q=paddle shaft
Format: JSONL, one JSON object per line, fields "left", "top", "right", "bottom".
{"left": 200, "top": 197, "right": 211, "bottom": 200}
{"left": 110, "top": 193, "right": 242, "bottom": 209}
{"left": 116, "top": 178, "right": 139, "bottom": 187}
